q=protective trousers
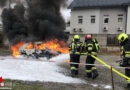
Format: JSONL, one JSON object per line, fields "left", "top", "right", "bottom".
{"left": 70, "top": 54, "right": 80, "bottom": 76}
{"left": 85, "top": 55, "right": 98, "bottom": 79}
{"left": 125, "top": 58, "right": 130, "bottom": 86}
{"left": 86, "top": 55, "right": 96, "bottom": 71}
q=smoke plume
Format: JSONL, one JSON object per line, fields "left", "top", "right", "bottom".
{"left": 2, "top": 4, "right": 28, "bottom": 45}
{"left": 0, "top": 0, "right": 8, "bottom": 7}
{"left": 2, "top": 0, "right": 68, "bottom": 44}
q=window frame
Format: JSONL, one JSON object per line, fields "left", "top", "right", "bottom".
{"left": 104, "top": 15, "right": 109, "bottom": 24}
{"left": 118, "top": 14, "right": 123, "bottom": 23}
{"left": 78, "top": 16, "right": 83, "bottom": 24}
{"left": 91, "top": 15, "right": 96, "bottom": 23}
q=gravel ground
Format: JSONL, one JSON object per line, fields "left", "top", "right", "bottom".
{"left": 59, "top": 55, "right": 129, "bottom": 90}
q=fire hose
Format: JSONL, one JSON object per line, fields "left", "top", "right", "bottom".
{"left": 91, "top": 55, "right": 130, "bottom": 80}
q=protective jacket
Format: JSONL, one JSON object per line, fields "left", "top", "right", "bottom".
{"left": 120, "top": 39, "right": 130, "bottom": 86}
{"left": 69, "top": 39, "right": 83, "bottom": 77}
{"left": 120, "top": 39, "right": 130, "bottom": 58}
{"left": 69, "top": 40, "right": 83, "bottom": 55}
{"left": 83, "top": 39, "right": 100, "bottom": 55}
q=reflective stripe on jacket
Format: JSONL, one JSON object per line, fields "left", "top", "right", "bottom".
{"left": 69, "top": 40, "right": 83, "bottom": 54}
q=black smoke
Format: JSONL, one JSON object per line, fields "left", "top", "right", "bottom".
{"left": 2, "top": 0, "right": 68, "bottom": 45}
{"left": 0, "top": 0, "right": 8, "bottom": 7}
{"left": 1, "top": 4, "right": 28, "bottom": 45}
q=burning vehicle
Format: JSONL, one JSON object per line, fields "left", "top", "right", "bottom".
{"left": 1, "top": 0, "right": 69, "bottom": 59}
{"left": 11, "top": 39, "right": 69, "bottom": 59}
{"left": 19, "top": 42, "right": 59, "bottom": 59}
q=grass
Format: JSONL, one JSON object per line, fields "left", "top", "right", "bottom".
{"left": 3, "top": 79, "right": 103, "bottom": 90}
{"left": 3, "top": 79, "right": 48, "bottom": 90}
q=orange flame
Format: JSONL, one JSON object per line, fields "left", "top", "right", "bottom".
{"left": 11, "top": 39, "right": 69, "bottom": 57}
{"left": 11, "top": 42, "right": 25, "bottom": 57}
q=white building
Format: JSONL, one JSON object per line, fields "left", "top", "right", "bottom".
{"left": 67, "top": 0, "right": 130, "bottom": 48}
{"left": 69, "top": 0, "right": 130, "bottom": 35}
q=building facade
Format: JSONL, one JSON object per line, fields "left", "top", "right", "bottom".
{"left": 68, "top": 0, "right": 130, "bottom": 34}
{"left": 67, "top": 0, "right": 130, "bottom": 50}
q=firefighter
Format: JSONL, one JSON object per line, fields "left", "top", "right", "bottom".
{"left": 118, "top": 33, "right": 130, "bottom": 87}
{"left": 69, "top": 34, "right": 83, "bottom": 77}
{"left": 84, "top": 34, "right": 100, "bottom": 79}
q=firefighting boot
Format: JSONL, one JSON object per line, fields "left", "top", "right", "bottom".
{"left": 91, "top": 69, "right": 99, "bottom": 79}
{"left": 71, "top": 69, "right": 76, "bottom": 77}
{"left": 86, "top": 72, "right": 92, "bottom": 78}
{"left": 127, "top": 83, "right": 130, "bottom": 88}
{"left": 75, "top": 70, "right": 78, "bottom": 75}
{"left": 127, "top": 80, "right": 130, "bottom": 88}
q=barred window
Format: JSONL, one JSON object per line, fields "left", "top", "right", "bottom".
{"left": 78, "top": 16, "right": 83, "bottom": 24}
{"left": 118, "top": 14, "right": 123, "bottom": 23}
{"left": 91, "top": 16, "right": 96, "bottom": 23}
{"left": 107, "top": 35, "right": 119, "bottom": 46}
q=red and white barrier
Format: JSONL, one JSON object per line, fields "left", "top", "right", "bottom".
{"left": 0, "top": 77, "right": 5, "bottom": 87}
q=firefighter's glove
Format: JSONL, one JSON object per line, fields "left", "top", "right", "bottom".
{"left": 120, "top": 60, "right": 128, "bottom": 67}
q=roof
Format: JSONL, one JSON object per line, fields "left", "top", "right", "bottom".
{"left": 69, "top": 0, "right": 130, "bottom": 9}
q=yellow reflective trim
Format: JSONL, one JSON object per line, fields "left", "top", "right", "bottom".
{"left": 81, "top": 53, "right": 87, "bottom": 55}
{"left": 72, "top": 43, "right": 74, "bottom": 50}
{"left": 86, "top": 70, "right": 92, "bottom": 72}
{"left": 125, "top": 51, "right": 130, "bottom": 53}
{"left": 121, "top": 46, "right": 124, "bottom": 50}
{"left": 93, "top": 39, "right": 98, "bottom": 50}
{"left": 88, "top": 54, "right": 91, "bottom": 55}
{"left": 75, "top": 52, "right": 80, "bottom": 54}
{"left": 88, "top": 44, "right": 93, "bottom": 46}
{"left": 77, "top": 44, "right": 81, "bottom": 45}
{"left": 125, "top": 54, "right": 130, "bottom": 57}
{"left": 127, "top": 79, "right": 130, "bottom": 82}
{"left": 91, "top": 67, "right": 96, "bottom": 70}
{"left": 71, "top": 67, "right": 78, "bottom": 70}
{"left": 88, "top": 47, "right": 92, "bottom": 50}
{"left": 91, "top": 52, "right": 97, "bottom": 54}
{"left": 120, "top": 51, "right": 123, "bottom": 55}
{"left": 95, "top": 43, "right": 99, "bottom": 51}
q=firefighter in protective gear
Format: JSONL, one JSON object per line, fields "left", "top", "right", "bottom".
{"left": 118, "top": 33, "right": 130, "bottom": 87}
{"left": 84, "top": 34, "right": 100, "bottom": 79}
{"left": 69, "top": 35, "right": 83, "bottom": 77}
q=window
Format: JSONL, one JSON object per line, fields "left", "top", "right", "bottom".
{"left": 107, "top": 35, "right": 119, "bottom": 46}
{"left": 79, "top": 28, "right": 83, "bottom": 32}
{"left": 104, "top": 15, "right": 109, "bottom": 24}
{"left": 118, "top": 14, "right": 123, "bottom": 23}
{"left": 78, "top": 16, "right": 83, "bottom": 24}
{"left": 66, "top": 21, "right": 70, "bottom": 27}
{"left": 91, "top": 16, "right": 96, "bottom": 23}
{"left": 73, "top": 28, "right": 76, "bottom": 32}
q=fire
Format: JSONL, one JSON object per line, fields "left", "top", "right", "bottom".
{"left": 26, "top": 42, "right": 35, "bottom": 49}
{"left": 11, "top": 42, "right": 25, "bottom": 57}
{"left": 43, "top": 39, "right": 69, "bottom": 54}
{"left": 11, "top": 39, "right": 69, "bottom": 57}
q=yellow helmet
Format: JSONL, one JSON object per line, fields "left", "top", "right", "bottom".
{"left": 74, "top": 35, "right": 80, "bottom": 40}
{"left": 118, "top": 33, "right": 128, "bottom": 42}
